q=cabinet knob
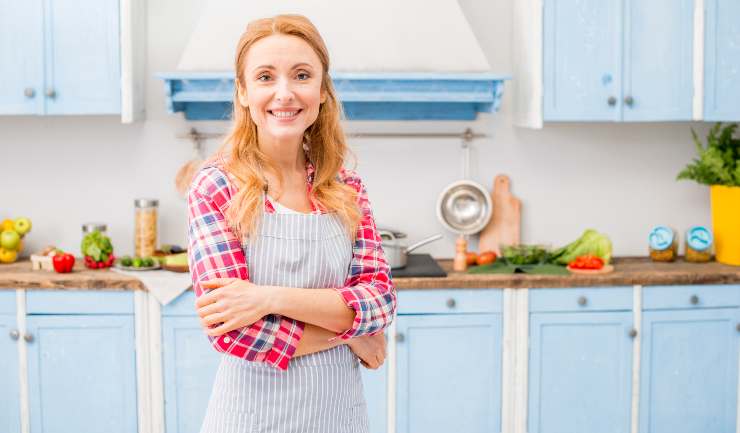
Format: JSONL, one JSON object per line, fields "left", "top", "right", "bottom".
{"left": 690, "top": 295, "right": 699, "bottom": 305}
{"left": 629, "top": 328, "right": 638, "bottom": 338}
{"left": 396, "top": 332, "right": 405, "bottom": 343}
{"left": 607, "top": 96, "right": 617, "bottom": 106}
{"left": 24, "top": 333, "right": 34, "bottom": 343}
{"left": 624, "top": 96, "right": 634, "bottom": 107}
{"left": 577, "top": 296, "right": 588, "bottom": 306}
{"left": 446, "top": 298, "right": 456, "bottom": 308}
{"left": 736, "top": 323, "right": 740, "bottom": 333}
{"left": 46, "top": 88, "right": 56, "bottom": 99}
{"left": 24, "top": 87, "right": 35, "bottom": 98}
{"left": 9, "top": 329, "right": 20, "bottom": 340}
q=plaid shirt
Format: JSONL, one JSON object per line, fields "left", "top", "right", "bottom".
{"left": 187, "top": 157, "right": 397, "bottom": 370}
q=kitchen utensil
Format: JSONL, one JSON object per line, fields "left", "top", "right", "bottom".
{"left": 436, "top": 180, "right": 492, "bottom": 235}
{"left": 379, "top": 230, "right": 443, "bottom": 269}
{"left": 479, "top": 175, "right": 521, "bottom": 256}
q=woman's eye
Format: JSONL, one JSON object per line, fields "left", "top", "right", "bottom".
{"left": 296, "top": 72, "right": 310, "bottom": 81}
{"left": 257, "top": 74, "right": 270, "bottom": 82}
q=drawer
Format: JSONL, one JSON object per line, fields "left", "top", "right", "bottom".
{"left": 642, "top": 285, "right": 740, "bottom": 310}
{"left": 397, "top": 289, "right": 502, "bottom": 315}
{"left": 529, "top": 287, "right": 633, "bottom": 313}
{"left": 0, "top": 290, "right": 16, "bottom": 314}
{"left": 162, "top": 290, "right": 197, "bottom": 316}
{"left": 26, "top": 290, "right": 134, "bottom": 315}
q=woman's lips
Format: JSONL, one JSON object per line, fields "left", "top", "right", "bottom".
{"left": 268, "top": 109, "right": 302, "bottom": 121}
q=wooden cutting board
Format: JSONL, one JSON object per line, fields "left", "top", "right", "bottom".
{"left": 478, "top": 175, "right": 521, "bottom": 255}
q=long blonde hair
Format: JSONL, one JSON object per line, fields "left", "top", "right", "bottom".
{"left": 217, "top": 14, "right": 361, "bottom": 241}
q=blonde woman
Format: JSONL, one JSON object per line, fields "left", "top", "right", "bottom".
{"left": 187, "top": 14, "right": 397, "bottom": 433}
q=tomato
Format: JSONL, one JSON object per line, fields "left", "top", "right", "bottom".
{"left": 476, "top": 251, "right": 497, "bottom": 266}
{"left": 568, "top": 255, "right": 604, "bottom": 270}
{"left": 466, "top": 252, "right": 478, "bottom": 266}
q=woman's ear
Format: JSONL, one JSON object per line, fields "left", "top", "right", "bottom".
{"left": 236, "top": 80, "right": 249, "bottom": 108}
{"left": 320, "top": 87, "right": 327, "bottom": 104}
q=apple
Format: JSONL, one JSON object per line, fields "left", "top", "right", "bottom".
{"left": 13, "top": 217, "right": 31, "bottom": 236}
{"left": 0, "top": 230, "right": 20, "bottom": 250}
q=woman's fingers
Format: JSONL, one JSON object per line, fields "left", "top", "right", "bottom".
{"left": 201, "top": 278, "right": 238, "bottom": 289}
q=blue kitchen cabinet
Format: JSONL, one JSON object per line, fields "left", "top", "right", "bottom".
{"left": 704, "top": 0, "right": 740, "bottom": 121}
{"left": 360, "top": 355, "right": 388, "bottom": 433}
{"left": 0, "top": 0, "right": 120, "bottom": 115}
{"left": 639, "top": 285, "right": 740, "bottom": 433}
{"left": 395, "top": 313, "right": 503, "bottom": 433}
{"left": 24, "top": 291, "right": 137, "bottom": 433}
{"left": 528, "top": 288, "right": 634, "bottom": 433}
{"left": 543, "top": 0, "right": 694, "bottom": 121}
{"left": 0, "top": 0, "right": 44, "bottom": 114}
{"left": 0, "top": 291, "right": 20, "bottom": 433}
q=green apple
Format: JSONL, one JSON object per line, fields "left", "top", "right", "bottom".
{"left": 13, "top": 217, "right": 32, "bottom": 236}
{"left": 0, "top": 230, "right": 20, "bottom": 250}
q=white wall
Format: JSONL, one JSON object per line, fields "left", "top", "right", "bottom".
{"left": 1, "top": 0, "right": 711, "bottom": 260}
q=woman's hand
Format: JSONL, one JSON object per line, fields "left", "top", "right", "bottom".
{"left": 195, "top": 278, "right": 273, "bottom": 337}
{"left": 347, "top": 331, "right": 387, "bottom": 369}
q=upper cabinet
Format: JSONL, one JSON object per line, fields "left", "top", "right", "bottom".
{"left": 542, "top": 0, "right": 694, "bottom": 122}
{"left": 0, "top": 0, "right": 146, "bottom": 122}
{"left": 703, "top": 0, "right": 740, "bottom": 121}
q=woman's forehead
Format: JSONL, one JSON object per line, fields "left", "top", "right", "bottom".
{"left": 245, "top": 34, "right": 321, "bottom": 72}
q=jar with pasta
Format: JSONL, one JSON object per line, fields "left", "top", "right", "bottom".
{"left": 648, "top": 225, "right": 678, "bottom": 262}
{"left": 685, "top": 225, "right": 713, "bottom": 263}
{"left": 134, "top": 199, "right": 159, "bottom": 257}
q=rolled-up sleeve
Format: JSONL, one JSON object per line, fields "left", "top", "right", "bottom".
{"left": 188, "top": 166, "right": 304, "bottom": 370}
{"left": 330, "top": 170, "right": 397, "bottom": 341}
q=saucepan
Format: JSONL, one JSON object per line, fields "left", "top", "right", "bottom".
{"left": 378, "top": 229, "right": 443, "bottom": 269}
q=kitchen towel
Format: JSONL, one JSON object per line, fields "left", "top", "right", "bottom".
{"left": 111, "top": 268, "right": 192, "bottom": 305}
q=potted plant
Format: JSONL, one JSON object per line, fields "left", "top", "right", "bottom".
{"left": 677, "top": 122, "right": 740, "bottom": 265}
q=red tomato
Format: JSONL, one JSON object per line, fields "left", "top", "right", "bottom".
{"left": 466, "top": 252, "right": 478, "bottom": 266}
{"left": 476, "top": 251, "right": 498, "bottom": 266}
{"left": 568, "top": 255, "right": 604, "bottom": 270}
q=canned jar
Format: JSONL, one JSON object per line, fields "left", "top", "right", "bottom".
{"left": 135, "top": 198, "right": 159, "bottom": 257}
{"left": 648, "top": 225, "right": 678, "bottom": 262}
{"left": 685, "top": 226, "right": 713, "bottom": 263}
{"left": 82, "top": 223, "right": 107, "bottom": 235}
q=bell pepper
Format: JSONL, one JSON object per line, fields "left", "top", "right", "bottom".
{"left": 52, "top": 252, "right": 75, "bottom": 273}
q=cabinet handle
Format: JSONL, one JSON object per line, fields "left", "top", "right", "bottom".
{"left": 24, "top": 87, "right": 35, "bottom": 98}
{"left": 9, "top": 329, "right": 20, "bottom": 340}
{"left": 577, "top": 296, "right": 588, "bottom": 306}
{"left": 24, "top": 333, "right": 34, "bottom": 343}
{"left": 624, "top": 96, "right": 634, "bottom": 107}
{"left": 629, "top": 328, "right": 638, "bottom": 338}
{"left": 736, "top": 323, "right": 740, "bottom": 333}
{"left": 607, "top": 96, "right": 617, "bottom": 106}
{"left": 446, "top": 298, "right": 456, "bottom": 308}
{"left": 46, "top": 88, "right": 56, "bottom": 99}
{"left": 690, "top": 295, "right": 699, "bottom": 305}
{"left": 396, "top": 332, "right": 405, "bottom": 343}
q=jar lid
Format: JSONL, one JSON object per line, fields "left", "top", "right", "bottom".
{"left": 82, "top": 223, "right": 107, "bottom": 233}
{"left": 648, "top": 225, "right": 675, "bottom": 251}
{"left": 686, "top": 226, "right": 713, "bottom": 251}
{"left": 134, "top": 198, "right": 159, "bottom": 208}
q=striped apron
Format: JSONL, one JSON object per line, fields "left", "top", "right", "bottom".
{"left": 199, "top": 208, "right": 370, "bottom": 433}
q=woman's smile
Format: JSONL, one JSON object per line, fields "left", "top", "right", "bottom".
{"left": 268, "top": 107, "right": 303, "bottom": 122}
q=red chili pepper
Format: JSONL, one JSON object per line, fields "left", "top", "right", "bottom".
{"left": 52, "top": 252, "right": 75, "bottom": 273}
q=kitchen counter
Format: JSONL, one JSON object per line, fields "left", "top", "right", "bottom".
{"left": 1, "top": 257, "right": 739, "bottom": 290}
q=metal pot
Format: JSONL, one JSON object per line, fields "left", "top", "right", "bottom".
{"left": 378, "top": 229, "right": 443, "bottom": 269}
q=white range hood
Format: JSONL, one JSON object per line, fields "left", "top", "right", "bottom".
{"left": 158, "top": 0, "right": 508, "bottom": 120}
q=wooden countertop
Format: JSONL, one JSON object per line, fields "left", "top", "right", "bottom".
{"left": 1, "top": 257, "right": 739, "bottom": 291}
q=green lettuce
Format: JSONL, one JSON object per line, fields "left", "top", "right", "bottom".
{"left": 81, "top": 230, "right": 113, "bottom": 262}
{"left": 549, "top": 229, "right": 613, "bottom": 265}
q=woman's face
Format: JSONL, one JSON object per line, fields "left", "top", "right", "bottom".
{"left": 238, "top": 34, "right": 327, "bottom": 142}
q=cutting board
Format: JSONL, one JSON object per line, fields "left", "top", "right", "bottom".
{"left": 478, "top": 175, "right": 521, "bottom": 256}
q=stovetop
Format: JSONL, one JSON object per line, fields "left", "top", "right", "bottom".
{"left": 389, "top": 254, "right": 447, "bottom": 278}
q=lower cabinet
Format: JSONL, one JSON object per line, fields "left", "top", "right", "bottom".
{"left": 360, "top": 360, "right": 388, "bottom": 433}
{"left": 1, "top": 291, "right": 20, "bottom": 433}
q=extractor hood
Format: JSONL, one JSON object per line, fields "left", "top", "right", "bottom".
{"left": 157, "top": 0, "right": 509, "bottom": 121}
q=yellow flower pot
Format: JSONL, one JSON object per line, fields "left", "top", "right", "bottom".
{"left": 710, "top": 185, "right": 740, "bottom": 266}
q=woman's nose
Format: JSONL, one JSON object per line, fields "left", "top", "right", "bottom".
{"left": 274, "top": 77, "right": 295, "bottom": 103}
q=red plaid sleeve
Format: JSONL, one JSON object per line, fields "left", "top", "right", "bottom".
{"left": 330, "top": 169, "right": 398, "bottom": 341}
{"left": 187, "top": 166, "right": 304, "bottom": 370}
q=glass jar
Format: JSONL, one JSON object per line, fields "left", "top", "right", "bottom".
{"left": 648, "top": 225, "right": 678, "bottom": 262}
{"left": 685, "top": 225, "right": 713, "bottom": 263}
{"left": 134, "top": 198, "right": 158, "bottom": 257}
{"left": 82, "top": 223, "right": 107, "bottom": 235}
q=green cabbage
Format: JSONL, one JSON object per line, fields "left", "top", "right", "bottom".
{"left": 549, "top": 229, "right": 613, "bottom": 265}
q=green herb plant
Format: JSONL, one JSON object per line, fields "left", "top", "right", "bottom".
{"left": 677, "top": 122, "right": 740, "bottom": 186}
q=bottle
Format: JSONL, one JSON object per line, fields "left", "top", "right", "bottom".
{"left": 134, "top": 199, "right": 159, "bottom": 257}
{"left": 685, "top": 226, "right": 713, "bottom": 263}
{"left": 648, "top": 225, "right": 678, "bottom": 262}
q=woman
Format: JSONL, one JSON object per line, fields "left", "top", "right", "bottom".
{"left": 187, "top": 14, "right": 397, "bottom": 433}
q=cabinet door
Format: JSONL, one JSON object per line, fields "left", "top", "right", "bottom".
{"left": 0, "top": 0, "right": 44, "bottom": 114}
{"left": 161, "top": 316, "right": 222, "bottom": 433}
{"left": 529, "top": 311, "right": 633, "bottom": 433}
{"left": 704, "top": 0, "right": 740, "bottom": 121}
{"left": 44, "top": 0, "right": 120, "bottom": 114}
{"left": 396, "top": 314, "right": 503, "bottom": 433}
{"left": 543, "top": 0, "right": 623, "bottom": 121}
{"left": 360, "top": 351, "right": 388, "bottom": 433}
{"left": 26, "top": 315, "right": 137, "bottom": 433}
{"left": 0, "top": 314, "right": 21, "bottom": 433}
{"left": 622, "top": 0, "right": 694, "bottom": 121}
{"left": 639, "top": 308, "right": 739, "bottom": 433}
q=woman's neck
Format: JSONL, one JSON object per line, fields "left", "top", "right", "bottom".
{"left": 258, "top": 131, "right": 306, "bottom": 174}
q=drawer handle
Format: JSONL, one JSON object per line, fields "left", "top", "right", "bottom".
{"left": 9, "top": 329, "right": 20, "bottom": 341}
{"left": 396, "top": 332, "right": 405, "bottom": 343}
{"left": 607, "top": 96, "right": 617, "bottom": 106}
{"left": 577, "top": 296, "right": 588, "bottom": 306}
{"left": 629, "top": 328, "right": 638, "bottom": 338}
{"left": 46, "top": 88, "right": 56, "bottom": 99}
{"left": 690, "top": 295, "right": 699, "bottom": 305}
{"left": 24, "top": 333, "right": 34, "bottom": 343}
{"left": 446, "top": 298, "right": 456, "bottom": 308}
{"left": 736, "top": 323, "right": 740, "bottom": 333}
{"left": 24, "top": 87, "right": 35, "bottom": 98}
{"left": 624, "top": 95, "right": 634, "bottom": 107}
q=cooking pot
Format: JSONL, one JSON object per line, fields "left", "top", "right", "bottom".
{"left": 378, "top": 229, "right": 443, "bottom": 269}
